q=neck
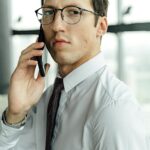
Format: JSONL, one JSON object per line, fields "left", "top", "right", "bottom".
{"left": 58, "top": 50, "right": 101, "bottom": 77}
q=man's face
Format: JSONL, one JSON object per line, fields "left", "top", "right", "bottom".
{"left": 43, "top": 0, "right": 107, "bottom": 69}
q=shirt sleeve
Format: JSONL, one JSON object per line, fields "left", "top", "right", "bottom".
{"left": 0, "top": 112, "right": 27, "bottom": 149}
{"left": 92, "top": 100, "right": 149, "bottom": 150}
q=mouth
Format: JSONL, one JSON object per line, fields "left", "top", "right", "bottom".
{"left": 51, "top": 38, "right": 71, "bottom": 47}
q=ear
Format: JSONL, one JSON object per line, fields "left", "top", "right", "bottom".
{"left": 96, "top": 17, "right": 108, "bottom": 37}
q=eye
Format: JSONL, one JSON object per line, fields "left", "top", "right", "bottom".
{"left": 43, "top": 9, "right": 54, "bottom": 16}
{"left": 69, "top": 10, "right": 80, "bottom": 15}
{"left": 65, "top": 7, "right": 81, "bottom": 16}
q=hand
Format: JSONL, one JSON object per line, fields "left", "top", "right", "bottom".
{"left": 6, "top": 42, "right": 50, "bottom": 123}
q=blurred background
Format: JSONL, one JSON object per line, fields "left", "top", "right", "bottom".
{"left": 0, "top": 0, "right": 150, "bottom": 136}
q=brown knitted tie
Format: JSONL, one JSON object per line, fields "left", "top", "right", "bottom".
{"left": 45, "top": 77, "right": 64, "bottom": 150}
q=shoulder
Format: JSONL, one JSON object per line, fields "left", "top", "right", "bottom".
{"left": 89, "top": 68, "right": 148, "bottom": 148}
{"left": 94, "top": 66, "right": 144, "bottom": 129}
{"left": 94, "top": 66, "right": 138, "bottom": 110}
{"left": 99, "top": 67, "right": 135, "bottom": 101}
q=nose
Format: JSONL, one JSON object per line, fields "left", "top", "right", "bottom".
{"left": 51, "top": 10, "right": 65, "bottom": 32}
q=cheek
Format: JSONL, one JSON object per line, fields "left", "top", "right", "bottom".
{"left": 73, "top": 20, "right": 97, "bottom": 46}
{"left": 43, "top": 28, "right": 53, "bottom": 49}
{"left": 74, "top": 29, "right": 96, "bottom": 50}
{"left": 82, "top": 39, "right": 88, "bottom": 49}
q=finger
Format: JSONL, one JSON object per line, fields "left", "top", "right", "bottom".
{"left": 19, "top": 50, "right": 43, "bottom": 63}
{"left": 17, "top": 59, "right": 38, "bottom": 78}
{"left": 21, "top": 42, "right": 45, "bottom": 55}
{"left": 19, "top": 59, "right": 38, "bottom": 69}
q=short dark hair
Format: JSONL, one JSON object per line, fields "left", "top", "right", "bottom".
{"left": 92, "top": 0, "right": 109, "bottom": 16}
{"left": 42, "top": 0, "right": 108, "bottom": 16}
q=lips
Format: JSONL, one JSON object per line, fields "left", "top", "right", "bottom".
{"left": 51, "top": 38, "right": 70, "bottom": 47}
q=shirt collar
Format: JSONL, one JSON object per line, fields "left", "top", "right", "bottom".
{"left": 63, "top": 52, "right": 106, "bottom": 93}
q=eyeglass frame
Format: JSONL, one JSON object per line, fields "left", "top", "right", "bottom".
{"left": 35, "top": 5, "right": 104, "bottom": 25}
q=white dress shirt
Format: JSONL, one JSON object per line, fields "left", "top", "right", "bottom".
{"left": 0, "top": 52, "right": 149, "bottom": 150}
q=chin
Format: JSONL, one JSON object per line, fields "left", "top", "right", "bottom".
{"left": 54, "top": 54, "right": 75, "bottom": 66}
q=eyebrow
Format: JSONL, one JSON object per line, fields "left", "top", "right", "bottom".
{"left": 43, "top": 3, "right": 83, "bottom": 9}
{"left": 42, "top": 5, "right": 56, "bottom": 9}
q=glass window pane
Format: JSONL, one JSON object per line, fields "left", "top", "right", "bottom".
{"left": 102, "top": 33, "right": 118, "bottom": 74}
{"left": 11, "top": 0, "right": 41, "bottom": 29}
{"left": 122, "top": 32, "right": 150, "bottom": 104}
{"left": 107, "top": 0, "right": 118, "bottom": 24}
{"left": 11, "top": 35, "right": 37, "bottom": 72}
{"left": 122, "top": 0, "right": 150, "bottom": 23}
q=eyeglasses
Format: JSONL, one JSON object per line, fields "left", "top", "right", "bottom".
{"left": 35, "top": 6, "right": 101, "bottom": 25}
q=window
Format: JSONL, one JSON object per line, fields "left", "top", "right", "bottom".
{"left": 122, "top": 0, "right": 150, "bottom": 23}
{"left": 11, "top": 0, "right": 41, "bottom": 30}
{"left": 122, "top": 32, "right": 150, "bottom": 104}
{"left": 11, "top": 0, "right": 41, "bottom": 72}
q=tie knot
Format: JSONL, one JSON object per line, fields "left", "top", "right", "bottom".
{"left": 54, "top": 77, "right": 64, "bottom": 90}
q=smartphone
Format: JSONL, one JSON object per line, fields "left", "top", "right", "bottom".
{"left": 36, "top": 25, "right": 45, "bottom": 77}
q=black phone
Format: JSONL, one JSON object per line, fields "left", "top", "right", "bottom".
{"left": 36, "top": 25, "right": 45, "bottom": 77}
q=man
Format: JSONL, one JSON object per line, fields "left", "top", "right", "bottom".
{"left": 0, "top": 0, "right": 149, "bottom": 149}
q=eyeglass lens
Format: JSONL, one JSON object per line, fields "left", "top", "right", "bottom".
{"left": 36, "top": 6, "right": 82, "bottom": 25}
